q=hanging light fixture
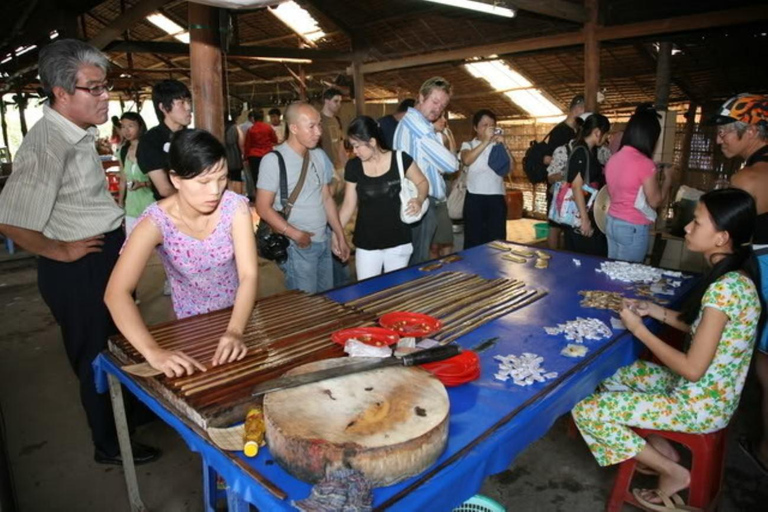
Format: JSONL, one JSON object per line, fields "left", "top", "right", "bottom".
{"left": 423, "top": 0, "right": 515, "bottom": 18}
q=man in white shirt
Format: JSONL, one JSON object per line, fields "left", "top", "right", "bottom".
{"left": 0, "top": 39, "right": 159, "bottom": 466}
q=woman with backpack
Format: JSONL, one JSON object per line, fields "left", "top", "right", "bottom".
{"left": 563, "top": 113, "right": 611, "bottom": 256}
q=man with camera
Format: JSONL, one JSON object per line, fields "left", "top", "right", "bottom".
{"left": 393, "top": 77, "right": 459, "bottom": 264}
{"left": 256, "top": 102, "right": 349, "bottom": 294}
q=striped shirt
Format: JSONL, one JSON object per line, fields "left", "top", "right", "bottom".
{"left": 0, "top": 105, "right": 123, "bottom": 241}
{"left": 392, "top": 107, "right": 458, "bottom": 201}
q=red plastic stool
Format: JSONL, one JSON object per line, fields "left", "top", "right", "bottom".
{"left": 606, "top": 427, "right": 727, "bottom": 512}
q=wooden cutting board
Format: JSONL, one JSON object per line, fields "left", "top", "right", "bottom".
{"left": 263, "top": 357, "right": 450, "bottom": 486}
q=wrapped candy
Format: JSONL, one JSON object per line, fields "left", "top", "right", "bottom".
{"left": 493, "top": 352, "right": 559, "bottom": 387}
{"left": 544, "top": 317, "right": 612, "bottom": 343}
{"left": 595, "top": 261, "right": 686, "bottom": 284}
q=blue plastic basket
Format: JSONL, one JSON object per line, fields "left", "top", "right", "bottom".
{"left": 452, "top": 494, "right": 506, "bottom": 512}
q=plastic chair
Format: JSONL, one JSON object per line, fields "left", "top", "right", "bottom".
{"left": 606, "top": 427, "right": 727, "bottom": 512}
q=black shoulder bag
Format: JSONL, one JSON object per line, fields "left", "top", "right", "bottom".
{"left": 256, "top": 151, "right": 310, "bottom": 263}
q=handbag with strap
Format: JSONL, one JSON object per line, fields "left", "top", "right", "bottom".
{"left": 256, "top": 151, "right": 310, "bottom": 262}
{"left": 548, "top": 146, "right": 597, "bottom": 228}
{"left": 447, "top": 168, "right": 467, "bottom": 220}
{"left": 396, "top": 150, "right": 429, "bottom": 224}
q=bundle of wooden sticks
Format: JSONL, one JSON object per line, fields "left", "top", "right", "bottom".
{"left": 347, "top": 272, "right": 547, "bottom": 345}
{"left": 108, "top": 290, "right": 376, "bottom": 429}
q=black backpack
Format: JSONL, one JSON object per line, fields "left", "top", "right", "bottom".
{"left": 522, "top": 127, "right": 558, "bottom": 184}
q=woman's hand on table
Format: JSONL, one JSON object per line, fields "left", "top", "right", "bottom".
{"left": 619, "top": 306, "right": 645, "bottom": 334}
{"left": 212, "top": 331, "right": 248, "bottom": 366}
{"left": 146, "top": 347, "right": 207, "bottom": 377}
{"left": 622, "top": 299, "right": 653, "bottom": 317}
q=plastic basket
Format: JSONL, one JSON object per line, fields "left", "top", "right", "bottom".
{"left": 452, "top": 494, "right": 506, "bottom": 512}
{"left": 534, "top": 222, "right": 549, "bottom": 239}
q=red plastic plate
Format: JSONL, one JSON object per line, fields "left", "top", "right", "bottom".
{"left": 378, "top": 312, "right": 443, "bottom": 337}
{"left": 422, "top": 350, "right": 481, "bottom": 387}
{"left": 330, "top": 327, "right": 400, "bottom": 347}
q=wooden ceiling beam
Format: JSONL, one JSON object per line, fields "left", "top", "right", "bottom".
{"left": 511, "top": 0, "right": 587, "bottom": 24}
{"left": 357, "top": 31, "right": 584, "bottom": 74}
{"left": 88, "top": 0, "right": 170, "bottom": 50}
{"left": 596, "top": 4, "right": 768, "bottom": 41}
{"left": 632, "top": 43, "right": 700, "bottom": 105}
{"left": 355, "top": 4, "right": 768, "bottom": 75}
{"left": 105, "top": 40, "right": 352, "bottom": 62}
{"left": 300, "top": 0, "right": 354, "bottom": 40}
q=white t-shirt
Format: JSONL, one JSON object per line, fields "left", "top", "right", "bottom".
{"left": 460, "top": 139, "right": 505, "bottom": 196}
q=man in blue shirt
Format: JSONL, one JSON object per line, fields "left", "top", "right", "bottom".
{"left": 393, "top": 78, "right": 459, "bottom": 264}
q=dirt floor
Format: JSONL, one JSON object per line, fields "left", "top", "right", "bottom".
{"left": 1, "top": 219, "right": 766, "bottom": 511}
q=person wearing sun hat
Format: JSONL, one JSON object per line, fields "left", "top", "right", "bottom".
{"left": 710, "top": 93, "right": 768, "bottom": 476}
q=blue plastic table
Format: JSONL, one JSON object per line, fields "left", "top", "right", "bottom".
{"left": 94, "top": 243, "right": 694, "bottom": 512}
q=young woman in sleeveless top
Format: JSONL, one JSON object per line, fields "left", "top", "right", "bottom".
{"left": 106, "top": 129, "right": 258, "bottom": 377}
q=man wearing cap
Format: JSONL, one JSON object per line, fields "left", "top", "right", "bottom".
{"left": 712, "top": 93, "right": 768, "bottom": 474}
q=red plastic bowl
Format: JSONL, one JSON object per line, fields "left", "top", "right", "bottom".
{"left": 421, "top": 350, "right": 481, "bottom": 386}
{"left": 378, "top": 312, "right": 442, "bottom": 337}
{"left": 330, "top": 327, "right": 400, "bottom": 347}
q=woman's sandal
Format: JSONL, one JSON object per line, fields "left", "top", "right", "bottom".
{"left": 632, "top": 489, "right": 703, "bottom": 512}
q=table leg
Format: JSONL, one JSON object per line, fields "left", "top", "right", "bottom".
{"left": 107, "top": 373, "right": 147, "bottom": 512}
{"left": 202, "top": 460, "right": 218, "bottom": 512}
{"left": 202, "top": 460, "right": 250, "bottom": 512}
{"left": 226, "top": 488, "right": 250, "bottom": 512}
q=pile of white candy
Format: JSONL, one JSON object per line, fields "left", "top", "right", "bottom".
{"left": 596, "top": 261, "right": 682, "bottom": 284}
{"left": 494, "top": 353, "right": 558, "bottom": 386}
{"left": 544, "top": 317, "right": 612, "bottom": 343}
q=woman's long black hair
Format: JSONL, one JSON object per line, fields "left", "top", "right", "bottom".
{"left": 620, "top": 105, "right": 661, "bottom": 158}
{"left": 678, "top": 188, "right": 758, "bottom": 324}
{"left": 347, "top": 115, "right": 387, "bottom": 150}
{"left": 169, "top": 129, "right": 226, "bottom": 179}
{"left": 574, "top": 113, "right": 610, "bottom": 148}
{"left": 118, "top": 112, "right": 147, "bottom": 164}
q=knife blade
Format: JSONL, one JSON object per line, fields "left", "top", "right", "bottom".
{"left": 470, "top": 336, "right": 499, "bottom": 354}
{"left": 250, "top": 345, "right": 460, "bottom": 397}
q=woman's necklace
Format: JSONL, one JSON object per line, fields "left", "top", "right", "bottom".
{"left": 176, "top": 201, "right": 212, "bottom": 236}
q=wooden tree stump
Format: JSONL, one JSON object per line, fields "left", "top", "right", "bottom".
{"left": 263, "top": 357, "right": 450, "bottom": 486}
